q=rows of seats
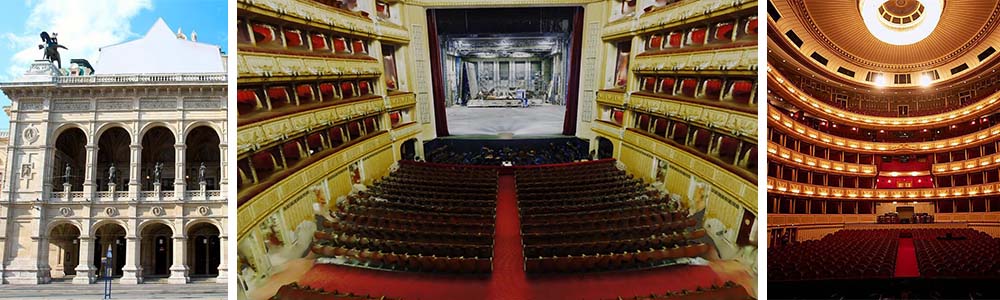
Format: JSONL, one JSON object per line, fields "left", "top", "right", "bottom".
{"left": 769, "top": 228, "right": 1000, "bottom": 281}
{"left": 607, "top": 281, "right": 752, "bottom": 300}
{"left": 913, "top": 229, "right": 1000, "bottom": 278}
{"left": 517, "top": 160, "right": 706, "bottom": 273}
{"left": 767, "top": 229, "right": 898, "bottom": 281}
{"left": 311, "top": 162, "right": 497, "bottom": 273}
{"left": 271, "top": 282, "right": 399, "bottom": 300}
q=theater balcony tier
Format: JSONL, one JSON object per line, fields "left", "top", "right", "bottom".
{"left": 767, "top": 65, "right": 1000, "bottom": 129}
{"left": 237, "top": 51, "right": 382, "bottom": 84}
{"left": 767, "top": 103, "right": 1000, "bottom": 143}
{"left": 767, "top": 177, "right": 1000, "bottom": 200}
{"left": 237, "top": 130, "right": 393, "bottom": 208}
{"left": 768, "top": 105, "right": 1000, "bottom": 154}
{"left": 933, "top": 152, "right": 1000, "bottom": 175}
{"left": 237, "top": 95, "right": 387, "bottom": 152}
{"left": 767, "top": 141, "right": 877, "bottom": 175}
{"left": 598, "top": 90, "right": 758, "bottom": 130}
{"left": 603, "top": 0, "right": 757, "bottom": 40}
{"left": 633, "top": 46, "right": 757, "bottom": 77}
{"left": 237, "top": 0, "right": 409, "bottom": 44}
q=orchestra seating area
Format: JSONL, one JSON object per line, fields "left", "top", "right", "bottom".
{"left": 311, "top": 163, "right": 497, "bottom": 273}
{"left": 768, "top": 229, "right": 898, "bottom": 281}
{"left": 605, "top": 281, "right": 751, "bottom": 300}
{"left": 271, "top": 283, "right": 399, "bottom": 300}
{"left": 913, "top": 229, "right": 1000, "bottom": 278}
{"left": 425, "top": 138, "right": 589, "bottom": 166}
{"left": 768, "top": 228, "right": 1000, "bottom": 282}
{"left": 517, "top": 160, "right": 709, "bottom": 273}
{"left": 279, "top": 160, "right": 744, "bottom": 300}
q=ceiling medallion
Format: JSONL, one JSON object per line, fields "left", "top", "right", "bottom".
{"left": 859, "top": 0, "right": 943, "bottom": 45}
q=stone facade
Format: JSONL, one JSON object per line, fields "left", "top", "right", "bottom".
{"left": 0, "top": 20, "right": 228, "bottom": 285}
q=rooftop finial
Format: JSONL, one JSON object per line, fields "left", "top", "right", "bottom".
{"left": 176, "top": 27, "right": 187, "bottom": 40}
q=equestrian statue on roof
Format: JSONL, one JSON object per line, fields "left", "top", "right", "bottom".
{"left": 39, "top": 31, "right": 68, "bottom": 69}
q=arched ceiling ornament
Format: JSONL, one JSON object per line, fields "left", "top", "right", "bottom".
{"left": 859, "top": 0, "right": 943, "bottom": 45}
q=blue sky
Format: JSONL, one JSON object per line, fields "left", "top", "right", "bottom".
{"left": 0, "top": 0, "right": 228, "bottom": 130}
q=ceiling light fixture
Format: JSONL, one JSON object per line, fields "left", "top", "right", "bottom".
{"left": 919, "top": 74, "right": 932, "bottom": 87}
{"left": 859, "top": 0, "right": 943, "bottom": 45}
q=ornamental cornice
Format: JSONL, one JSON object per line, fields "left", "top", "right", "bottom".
{"left": 767, "top": 104, "right": 1000, "bottom": 154}
{"left": 237, "top": 51, "right": 382, "bottom": 83}
{"left": 237, "top": 96, "right": 386, "bottom": 155}
{"left": 767, "top": 65, "right": 1000, "bottom": 129}
{"left": 768, "top": 177, "right": 1000, "bottom": 200}
{"left": 632, "top": 46, "right": 757, "bottom": 75}
{"left": 603, "top": 0, "right": 756, "bottom": 40}
{"left": 766, "top": 141, "right": 877, "bottom": 175}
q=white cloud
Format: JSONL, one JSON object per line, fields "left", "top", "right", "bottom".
{"left": 2, "top": 0, "right": 153, "bottom": 79}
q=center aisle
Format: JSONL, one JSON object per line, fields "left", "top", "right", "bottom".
{"left": 489, "top": 174, "right": 530, "bottom": 300}
{"left": 894, "top": 238, "right": 920, "bottom": 277}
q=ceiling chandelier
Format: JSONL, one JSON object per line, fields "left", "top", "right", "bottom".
{"left": 859, "top": 0, "right": 943, "bottom": 45}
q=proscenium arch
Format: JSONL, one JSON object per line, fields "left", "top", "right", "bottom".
{"left": 52, "top": 127, "right": 88, "bottom": 191}
{"left": 96, "top": 127, "right": 132, "bottom": 190}
{"left": 141, "top": 126, "right": 177, "bottom": 190}
{"left": 185, "top": 126, "right": 221, "bottom": 190}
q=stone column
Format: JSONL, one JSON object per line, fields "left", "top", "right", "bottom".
{"left": 167, "top": 236, "right": 188, "bottom": 284}
{"left": 82, "top": 145, "right": 97, "bottom": 199}
{"left": 120, "top": 235, "right": 141, "bottom": 284}
{"left": 128, "top": 144, "right": 142, "bottom": 199}
{"left": 215, "top": 235, "right": 228, "bottom": 283}
{"left": 174, "top": 144, "right": 186, "bottom": 198}
{"left": 35, "top": 235, "right": 52, "bottom": 284}
{"left": 73, "top": 236, "right": 96, "bottom": 284}
{"left": 218, "top": 143, "right": 228, "bottom": 193}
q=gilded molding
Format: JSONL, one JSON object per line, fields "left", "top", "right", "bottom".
{"left": 237, "top": 132, "right": 393, "bottom": 240}
{"left": 603, "top": 0, "right": 756, "bottom": 40}
{"left": 595, "top": 90, "right": 626, "bottom": 107}
{"left": 768, "top": 177, "right": 1000, "bottom": 200}
{"left": 237, "top": 97, "right": 386, "bottom": 154}
{"left": 633, "top": 46, "right": 757, "bottom": 75}
{"left": 768, "top": 105, "right": 1000, "bottom": 154}
{"left": 767, "top": 141, "right": 877, "bottom": 175}
{"left": 238, "top": 51, "right": 382, "bottom": 83}
{"left": 932, "top": 152, "right": 1000, "bottom": 175}
{"left": 387, "top": 92, "right": 417, "bottom": 108}
{"left": 767, "top": 65, "right": 1000, "bottom": 129}
{"left": 624, "top": 130, "right": 757, "bottom": 212}
{"left": 630, "top": 93, "right": 757, "bottom": 139}
{"left": 239, "top": 0, "right": 377, "bottom": 38}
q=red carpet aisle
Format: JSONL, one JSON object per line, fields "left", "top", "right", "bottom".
{"left": 488, "top": 175, "right": 530, "bottom": 300}
{"left": 894, "top": 238, "right": 920, "bottom": 277}
{"left": 297, "top": 172, "right": 726, "bottom": 300}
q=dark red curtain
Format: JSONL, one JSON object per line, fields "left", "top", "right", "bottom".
{"left": 562, "top": 7, "right": 584, "bottom": 136}
{"left": 427, "top": 10, "right": 450, "bottom": 137}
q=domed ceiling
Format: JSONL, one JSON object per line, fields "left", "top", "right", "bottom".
{"left": 771, "top": 0, "right": 1000, "bottom": 87}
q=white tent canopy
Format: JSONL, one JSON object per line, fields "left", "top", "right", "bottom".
{"left": 94, "top": 18, "right": 224, "bottom": 74}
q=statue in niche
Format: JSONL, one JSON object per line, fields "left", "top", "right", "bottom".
{"left": 153, "top": 162, "right": 162, "bottom": 182}
{"left": 198, "top": 162, "right": 207, "bottom": 183}
{"left": 38, "top": 32, "right": 68, "bottom": 69}
{"left": 63, "top": 163, "right": 72, "bottom": 184}
{"left": 108, "top": 164, "right": 117, "bottom": 183}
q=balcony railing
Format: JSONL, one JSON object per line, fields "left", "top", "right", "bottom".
{"left": 56, "top": 73, "right": 227, "bottom": 85}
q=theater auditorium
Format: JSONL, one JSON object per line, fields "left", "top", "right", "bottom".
{"left": 235, "top": 0, "right": 758, "bottom": 299}
{"left": 767, "top": 0, "right": 1000, "bottom": 298}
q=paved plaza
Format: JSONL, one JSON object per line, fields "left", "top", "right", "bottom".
{"left": 0, "top": 282, "right": 227, "bottom": 299}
